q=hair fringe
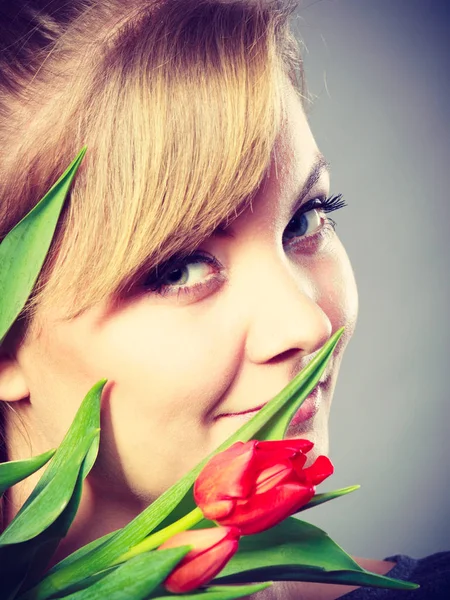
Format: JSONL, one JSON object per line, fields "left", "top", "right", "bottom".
{"left": 1, "top": 1, "right": 304, "bottom": 334}
{"left": 0, "top": 0, "right": 305, "bottom": 529}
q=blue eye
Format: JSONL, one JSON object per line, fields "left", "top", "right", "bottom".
{"left": 144, "top": 253, "right": 224, "bottom": 299}
{"left": 284, "top": 208, "right": 322, "bottom": 240}
{"left": 160, "top": 261, "right": 211, "bottom": 287}
{"left": 283, "top": 194, "right": 347, "bottom": 243}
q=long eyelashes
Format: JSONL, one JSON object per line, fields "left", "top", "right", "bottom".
{"left": 316, "top": 193, "right": 347, "bottom": 232}
{"left": 314, "top": 193, "right": 347, "bottom": 230}
{"left": 301, "top": 193, "right": 347, "bottom": 217}
{"left": 317, "top": 193, "right": 347, "bottom": 231}
{"left": 283, "top": 193, "right": 347, "bottom": 244}
{"left": 319, "top": 193, "right": 347, "bottom": 212}
{"left": 143, "top": 254, "right": 220, "bottom": 293}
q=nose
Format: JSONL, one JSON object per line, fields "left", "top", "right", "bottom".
{"left": 244, "top": 259, "right": 332, "bottom": 364}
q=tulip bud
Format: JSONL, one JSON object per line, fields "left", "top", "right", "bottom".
{"left": 158, "top": 526, "right": 240, "bottom": 593}
{"left": 194, "top": 439, "right": 333, "bottom": 535}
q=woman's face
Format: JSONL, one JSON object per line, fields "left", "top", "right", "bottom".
{"left": 6, "top": 86, "right": 358, "bottom": 509}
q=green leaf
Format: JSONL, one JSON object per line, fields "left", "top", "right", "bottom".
{"left": 219, "top": 565, "right": 418, "bottom": 590}
{"left": 213, "top": 517, "right": 418, "bottom": 591}
{"left": 217, "top": 517, "right": 359, "bottom": 575}
{"left": 149, "top": 582, "right": 272, "bottom": 600}
{"left": 298, "top": 485, "right": 361, "bottom": 512}
{"left": 53, "top": 547, "right": 190, "bottom": 600}
{"left": 2, "top": 384, "right": 103, "bottom": 600}
{"left": 0, "top": 379, "right": 105, "bottom": 545}
{"left": 0, "top": 449, "right": 55, "bottom": 497}
{"left": 0, "top": 147, "right": 86, "bottom": 345}
{"left": 47, "top": 531, "right": 118, "bottom": 572}
{"left": 28, "top": 330, "right": 343, "bottom": 599}
{"left": 3, "top": 452, "right": 93, "bottom": 599}
{"left": 19, "top": 449, "right": 99, "bottom": 594}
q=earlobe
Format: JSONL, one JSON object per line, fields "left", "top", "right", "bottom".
{"left": 0, "top": 351, "right": 29, "bottom": 402}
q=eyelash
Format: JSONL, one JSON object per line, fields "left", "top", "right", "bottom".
{"left": 283, "top": 193, "right": 347, "bottom": 247}
{"left": 144, "top": 254, "right": 224, "bottom": 299}
{"left": 145, "top": 194, "right": 347, "bottom": 299}
{"left": 299, "top": 193, "right": 346, "bottom": 231}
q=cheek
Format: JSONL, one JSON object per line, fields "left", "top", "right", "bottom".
{"left": 87, "top": 302, "right": 249, "bottom": 497}
{"left": 93, "top": 302, "right": 244, "bottom": 421}
{"left": 313, "top": 240, "right": 359, "bottom": 333}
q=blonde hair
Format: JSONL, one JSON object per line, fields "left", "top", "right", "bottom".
{"left": 0, "top": 0, "right": 306, "bottom": 531}
{"left": 0, "top": 0, "right": 305, "bottom": 335}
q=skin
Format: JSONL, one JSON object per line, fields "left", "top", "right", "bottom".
{"left": 0, "top": 86, "right": 393, "bottom": 597}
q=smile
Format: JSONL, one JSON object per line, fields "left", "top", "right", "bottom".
{"left": 216, "top": 381, "right": 327, "bottom": 425}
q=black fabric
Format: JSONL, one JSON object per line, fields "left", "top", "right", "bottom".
{"left": 340, "top": 552, "right": 450, "bottom": 599}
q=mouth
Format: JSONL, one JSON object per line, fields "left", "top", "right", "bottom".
{"left": 213, "top": 352, "right": 334, "bottom": 428}
{"left": 216, "top": 403, "right": 267, "bottom": 418}
{"left": 215, "top": 377, "right": 330, "bottom": 426}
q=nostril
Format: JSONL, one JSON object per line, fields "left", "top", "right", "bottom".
{"left": 265, "top": 348, "right": 303, "bottom": 365}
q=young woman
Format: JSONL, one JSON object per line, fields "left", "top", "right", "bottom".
{"left": 0, "top": 1, "right": 448, "bottom": 598}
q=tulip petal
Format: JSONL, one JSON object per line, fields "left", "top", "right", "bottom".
{"left": 301, "top": 455, "right": 334, "bottom": 485}
{"left": 159, "top": 526, "right": 240, "bottom": 553}
{"left": 194, "top": 440, "right": 332, "bottom": 539}
{"left": 256, "top": 439, "right": 314, "bottom": 453}
{"left": 194, "top": 442, "right": 257, "bottom": 509}
{"left": 253, "top": 440, "right": 312, "bottom": 472}
{"left": 288, "top": 451, "right": 308, "bottom": 472}
{"left": 219, "top": 483, "right": 315, "bottom": 535}
{"left": 252, "top": 447, "right": 300, "bottom": 471}
{"left": 165, "top": 539, "right": 239, "bottom": 593}
{"left": 201, "top": 499, "right": 236, "bottom": 521}
{"left": 254, "top": 463, "right": 293, "bottom": 495}
{"left": 160, "top": 527, "right": 240, "bottom": 594}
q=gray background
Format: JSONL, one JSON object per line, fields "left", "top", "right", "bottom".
{"left": 292, "top": 0, "right": 450, "bottom": 559}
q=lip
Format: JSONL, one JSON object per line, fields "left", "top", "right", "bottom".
{"left": 288, "top": 383, "right": 323, "bottom": 426}
{"left": 216, "top": 362, "right": 333, "bottom": 421}
{"left": 217, "top": 403, "right": 267, "bottom": 418}
{"left": 215, "top": 377, "right": 329, "bottom": 425}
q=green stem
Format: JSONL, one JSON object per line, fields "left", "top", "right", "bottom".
{"left": 112, "top": 506, "right": 204, "bottom": 564}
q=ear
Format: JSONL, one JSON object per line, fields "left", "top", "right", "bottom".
{"left": 0, "top": 348, "right": 29, "bottom": 402}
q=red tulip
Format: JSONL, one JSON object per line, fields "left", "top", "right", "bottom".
{"left": 194, "top": 439, "right": 333, "bottom": 535}
{"left": 158, "top": 526, "right": 240, "bottom": 593}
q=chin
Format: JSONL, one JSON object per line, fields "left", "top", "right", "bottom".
{"left": 211, "top": 398, "right": 330, "bottom": 462}
{"left": 284, "top": 409, "right": 330, "bottom": 462}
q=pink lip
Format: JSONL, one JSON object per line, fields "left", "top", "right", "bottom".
{"left": 216, "top": 362, "right": 333, "bottom": 422}
{"left": 216, "top": 381, "right": 326, "bottom": 423}
{"left": 288, "top": 384, "right": 322, "bottom": 426}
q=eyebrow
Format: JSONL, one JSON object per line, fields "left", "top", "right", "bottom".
{"left": 213, "top": 153, "right": 330, "bottom": 238}
{"left": 291, "top": 153, "right": 331, "bottom": 214}
{"left": 213, "top": 223, "right": 234, "bottom": 238}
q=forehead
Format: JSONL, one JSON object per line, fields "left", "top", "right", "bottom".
{"left": 271, "top": 86, "right": 322, "bottom": 196}
{"left": 216, "top": 88, "right": 328, "bottom": 240}
{"left": 245, "top": 87, "right": 328, "bottom": 227}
